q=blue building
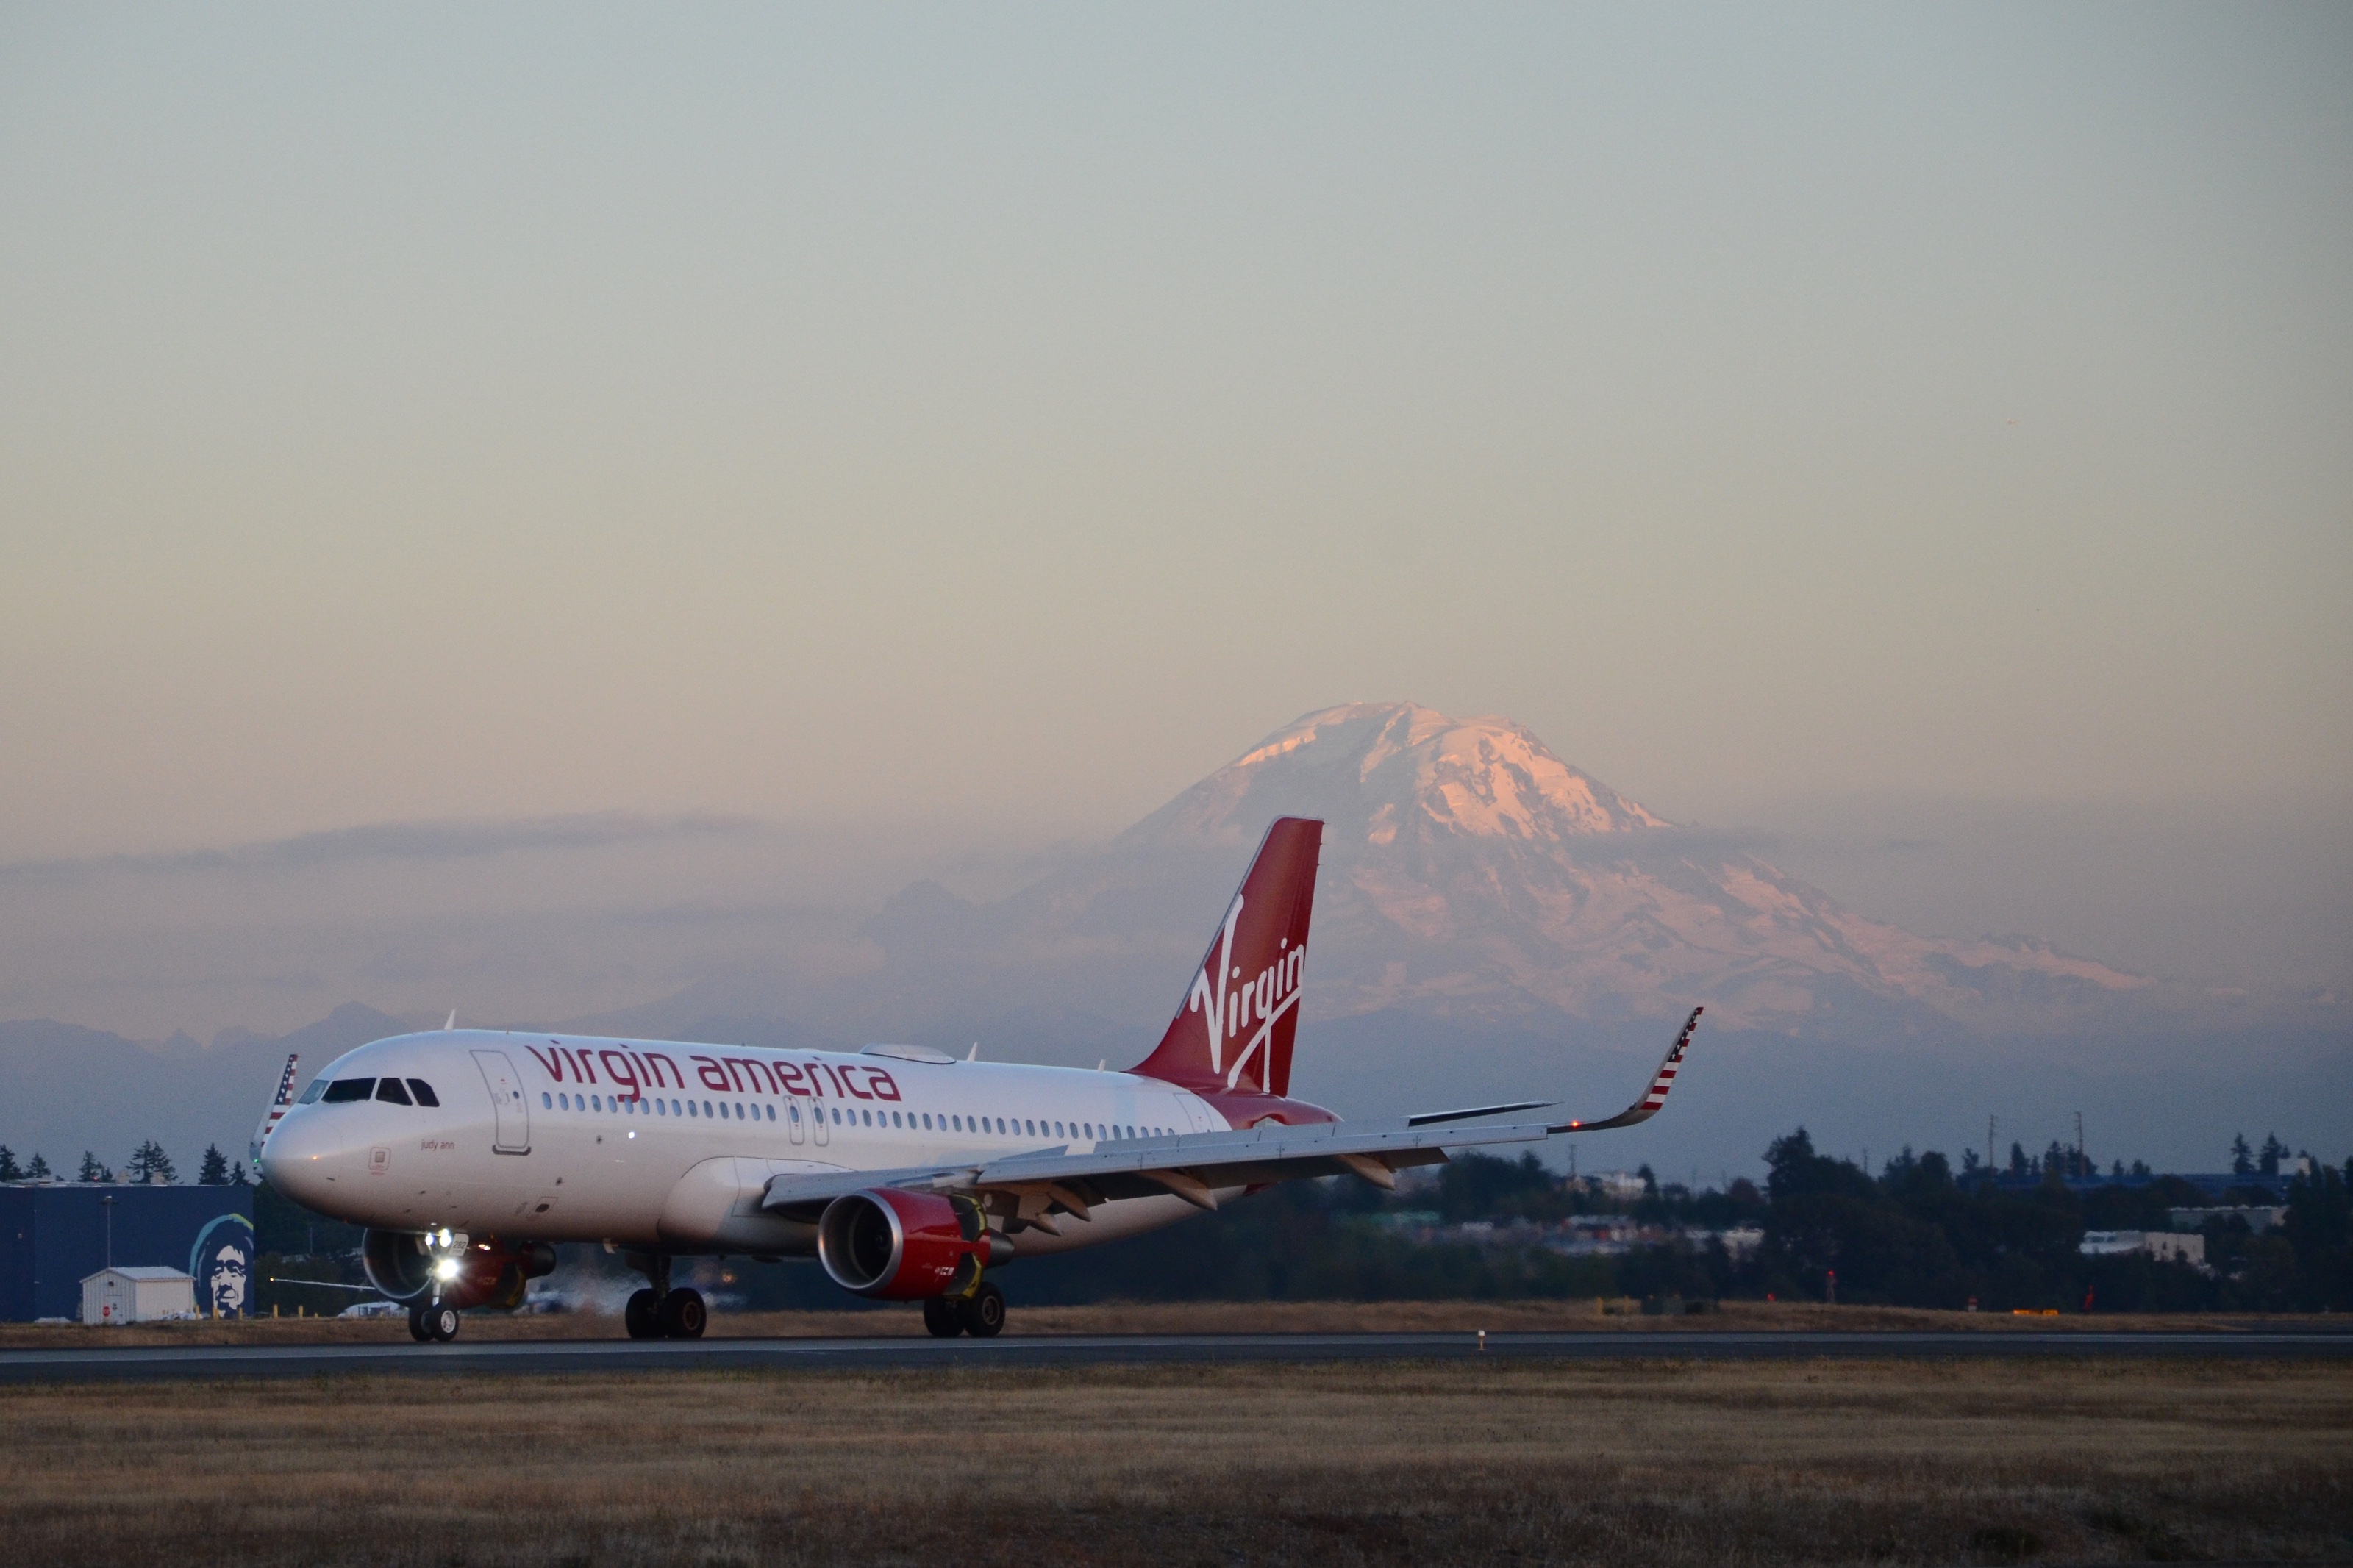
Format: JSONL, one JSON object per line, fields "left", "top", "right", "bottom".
{"left": 0, "top": 1184, "right": 256, "bottom": 1321}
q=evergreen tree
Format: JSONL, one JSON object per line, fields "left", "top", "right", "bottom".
{"left": 197, "top": 1144, "right": 230, "bottom": 1186}
{"left": 229, "top": 1154, "right": 250, "bottom": 1186}
{"left": 2231, "top": 1134, "right": 2254, "bottom": 1176}
{"left": 26, "top": 1153, "right": 51, "bottom": 1180}
{"left": 126, "top": 1139, "right": 176, "bottom": 1184}
{"left": 77, "top": 1151, "right": 110, "bottom": 1183}
{"left": 2258, "top": 1133, "right": 2288, "bottom": 1178}
{"left": 2008, "top": 1141, "right": 2030, "bottom": 1178}
{"left": 0, "top": 1146, "right": 18, "bottom": 1182}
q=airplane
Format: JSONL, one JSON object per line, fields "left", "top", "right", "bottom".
{"left": 258, "top": 817, "right": 1702, "bottom": 1344}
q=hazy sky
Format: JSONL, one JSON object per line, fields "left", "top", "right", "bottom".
{"left": 4, "top": 7, "right": 2349, "bottom": 872}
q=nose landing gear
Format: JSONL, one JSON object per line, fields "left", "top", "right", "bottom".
{"left": 407, "top": 1303, "right": 461, "bottom": 1342}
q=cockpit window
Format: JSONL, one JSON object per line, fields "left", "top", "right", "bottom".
{"left": 374, "top": 1078, "right": 413, "bottom": 1106}
{"left": 321, "top": 1078, "right": 375, "bottom": 1103}
{"left": 298, "top": 1080, "right": 328, "bottom": 1105}
{"left": 407, "top": 1079, "right": 439, "bottom": 1107}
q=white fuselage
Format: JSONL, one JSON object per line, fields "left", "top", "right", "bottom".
{"left": 260, "top": 1031, "right": 1235, "bottom": 1259}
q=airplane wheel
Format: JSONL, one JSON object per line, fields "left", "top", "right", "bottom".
{"left": 425, "top": 1304, "right": 462, "bottom": 1342}
{"left": 957, "top": 1282, "right": 1005, "bottom": 1339}
{"left": 658, "top": 1287, "right": 706, "bottom": 1339}
{"left": 407, "top": 1304, "right": 432, "bottom": 1343}
{"left": 624, "top": 1288, "right": 662, "bottom": 1340}
{"left": 922, "top": 1297, "right": 964, "bottom": 1338}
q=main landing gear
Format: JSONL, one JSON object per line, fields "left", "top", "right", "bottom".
{"left": 923, "top": 1281, "right": 1005, "bottom": 1339}
{"left": 621, "top": 1252, "right": 706, "bottom": 1340}
{"left": 408, "top": 1302, "right": 461, "bottom": 1342}
{"left": 626, "top": 1287, "right": 707, "bottom": 1339}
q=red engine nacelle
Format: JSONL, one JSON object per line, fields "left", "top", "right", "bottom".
{"left": 363, "top": 1230, "right": 557, "bottom": 1310}
{"left": 816, "top": 1189, "right": 988, "bottom": 1300}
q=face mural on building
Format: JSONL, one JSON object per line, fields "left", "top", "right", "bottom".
{"left": 189, "top": 1214, "right": 255, "bottom": 1319}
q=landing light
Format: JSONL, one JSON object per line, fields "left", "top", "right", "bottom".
{"left": 434, "top": 1259, "right": 460, "bottom": 1281}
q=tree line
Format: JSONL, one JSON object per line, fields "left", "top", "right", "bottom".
{"left": 0, "top": 1141, "right": 246, "bottom": 1186}
{"left": 899, "top": 1128, "right": 2353, "bottom": 1314}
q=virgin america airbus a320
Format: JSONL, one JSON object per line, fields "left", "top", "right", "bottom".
{"left": 257, "top": 818, "right": 1702, "bottom": 1342}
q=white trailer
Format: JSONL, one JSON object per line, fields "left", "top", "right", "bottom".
{"left": 80, "top": 1266, "right": 196, "bottom": 1325}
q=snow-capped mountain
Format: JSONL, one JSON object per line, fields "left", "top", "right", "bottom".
{"left": 1107, "top": 702, "right": 2151, "bottom": 1034}
{"left": 778, "top": 699, "right": 2171, "bottom": 1066}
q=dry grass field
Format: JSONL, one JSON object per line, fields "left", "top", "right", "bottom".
{"left": 0, "top": 1358, "right": 2346, "bottom": 1567}
{"left": 3, "top": 1297, "right": 2341, "bottom": 1347}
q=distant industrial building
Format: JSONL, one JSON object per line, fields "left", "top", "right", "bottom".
{"left": 0, "top": 1185, "right": 254, "bottom": 1321}
{"left": 81, "top": 1266, "right": 196, "bottom": 1325}
{"left": 2078, "top": 1230, "right": 2207, "bottom": 1267}
{"left": 1579, "top": 1171, "right": 1651, "bottom": 1203}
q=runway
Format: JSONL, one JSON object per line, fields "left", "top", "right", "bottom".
{"left": 3, "top": 1328, "right": 2349, "bottom": 1382}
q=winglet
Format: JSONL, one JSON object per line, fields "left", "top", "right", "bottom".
{"left": 443, "top": 1010, "right": 457, "bottom": 1032}
{"left": 248, "top": 1052, "right": 301, "bottom": 1173}
{"left": 1549, "top": 1006, "right": 1702, "bottom": 1134}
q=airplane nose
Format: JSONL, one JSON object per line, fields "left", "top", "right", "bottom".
{"left": 259, "top": 1111, "right": 352, "bottom": 1209}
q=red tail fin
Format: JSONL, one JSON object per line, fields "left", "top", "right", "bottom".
{"left": 1132, "top": 817, "right": 1323, "bottom": 1099}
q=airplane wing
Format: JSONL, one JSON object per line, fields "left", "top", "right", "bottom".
{"left": 760, "top": 1007, "right": 1702, "bottom": 1234}
{"left": 760, "top": 1113, "right": 1553, "bottom": 1222}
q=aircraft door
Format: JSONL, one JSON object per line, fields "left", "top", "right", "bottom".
{"left": 471, "top": 1050, "right": 532, "bottom": 1154}
{"left": 812, "top": 1100, "right": 829, "bottom": 1146}
{"left": 786, "top": 1099, "right": 805, "bottom": 1146}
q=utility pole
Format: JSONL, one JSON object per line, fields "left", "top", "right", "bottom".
{"left": 100, "top": 1193, "right": 114, "bottom": 1269}
{"left": 2075, "top": 1111, "right": 2086, "bottom": 1177}
{"left": 1988, "top": 1116, "right": 1998, "bottom": 1174}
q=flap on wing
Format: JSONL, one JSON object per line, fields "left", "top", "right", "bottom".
{"left": 1405, "top": 1100, "right": 1552, "bottom": 1127}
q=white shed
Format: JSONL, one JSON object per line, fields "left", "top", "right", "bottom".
{"left": 81, "top": 1266, "right": 196, "bottom": 1325}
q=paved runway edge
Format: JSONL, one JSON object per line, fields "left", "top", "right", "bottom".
{"left": 2, "top": 1330, "right": 2349, "bottom": 1382}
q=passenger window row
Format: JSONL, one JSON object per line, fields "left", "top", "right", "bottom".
{"left": 519, "top": 1089, "right": 1176, "bottom": 1144}
{"left": 539, "top": 1092, "right": 783, "bottom": 1122}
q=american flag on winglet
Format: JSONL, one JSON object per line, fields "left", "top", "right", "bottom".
{"left": 249, "top": 1053, "right": 303, "bottom": 1175}
{"left": 265, "top": 1053, "right": 299, "bottom": 1132}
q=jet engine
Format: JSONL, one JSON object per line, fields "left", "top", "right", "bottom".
{"left": 816, "top": 1189, "right": 990, "bottom": 1299}
{"left": 362, "top": 1229, "right": 556, "bottom": 1310}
